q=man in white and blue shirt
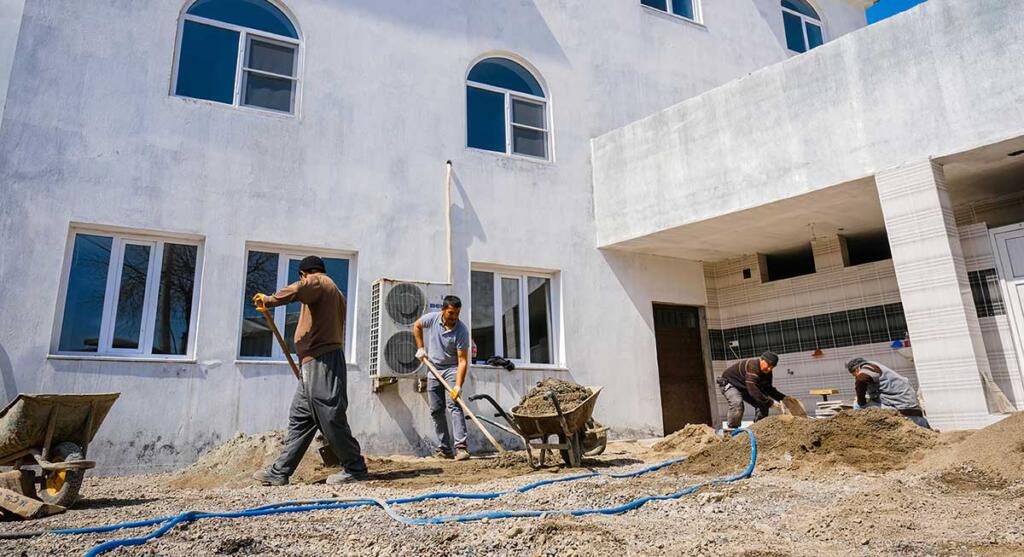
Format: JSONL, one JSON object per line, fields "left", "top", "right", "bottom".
{"left": 413, "top": 295, "right": 472, "bottom": 460}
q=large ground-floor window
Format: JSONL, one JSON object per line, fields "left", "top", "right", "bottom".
{"left": 239, "top": 248, "right": 353, "bottom": 360}
{"left": 55, "top": 229, "right": 202, "bottom": 357}
{"left": 470, "top": 267, "right": 557, "bottom": 365}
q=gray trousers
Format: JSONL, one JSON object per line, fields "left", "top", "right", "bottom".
{"left": 271, "top": 349, "right": 367, "bottom": 476}
{"left": 427, "top": 366, "right": 467, "bottom": 452}
{"left": 720, "top": 382, "right": 771, "bottom": 429}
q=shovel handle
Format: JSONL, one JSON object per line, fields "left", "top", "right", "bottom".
{"left": 256, "top": 304, "right": 301, "bottom": 381}
{"left": 422, "top": 359, "right": 505, "bottom": 453}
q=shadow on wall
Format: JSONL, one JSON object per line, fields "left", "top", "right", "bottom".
{"left": 0, "top": 342, "right": 18, "bottom": 403}
{"left": 450, "top": 168, "right": 487, "bottom": 266}
{"left": 598, "top": 249, "right": 659, "bottom": 333}
{"left": 977, "top": 320, "right": 1021, "bottom": 409}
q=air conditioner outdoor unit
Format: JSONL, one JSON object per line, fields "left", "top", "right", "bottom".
{"left": 368, "top": 278, "right": 451, "bottom": 380}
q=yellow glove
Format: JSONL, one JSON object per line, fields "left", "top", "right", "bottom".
{"left": 252, "top": 293, "right": 268, "bottom": 310}
{"left": 449, "top": 385, "right": 461, "bottom": 401}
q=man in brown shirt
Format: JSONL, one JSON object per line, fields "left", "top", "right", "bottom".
{"left": 716, "top": 351, "right": 786, "bottom": 429}
{"left": 251, "top": 256, "right": 368, "bottom": 485}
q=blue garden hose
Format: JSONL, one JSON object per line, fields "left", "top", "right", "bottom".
{"left": 47, "top": 428, "right": 755, "bottom": 557}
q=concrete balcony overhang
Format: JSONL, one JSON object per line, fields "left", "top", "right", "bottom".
{"left": 592, "top": 0, "right": 1024, "bottom": 260}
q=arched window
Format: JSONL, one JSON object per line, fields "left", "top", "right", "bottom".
{"left": 174, "top": 0, "right": 300, "bottom": 114}
{"left": 466, "top": 57, "right": 549, "bottom": 160}
{"left": 781, "top": 0, "right": 824, "bottom": 53}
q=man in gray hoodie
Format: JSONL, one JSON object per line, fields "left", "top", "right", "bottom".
{"left": 846, "top": 358, "right": 930, "bottom": 429}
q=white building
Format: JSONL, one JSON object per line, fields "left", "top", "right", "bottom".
{"left": 0, "top": 0, "right": 1019, "bottom": 473}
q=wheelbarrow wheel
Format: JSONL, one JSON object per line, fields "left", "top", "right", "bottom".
{"left": 38, "top": 442, "right": 86, "bottom": 508}
{"left": 583, "top": 419, "right": 608, "bottom": 457}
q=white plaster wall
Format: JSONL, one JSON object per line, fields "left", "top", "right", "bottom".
{"left": 0, "top": 0, "right": 25, "bottom": 123}
{"left": 593, "top": 0, "right": 1024, "bottom": 248}
{"left": 0, "top": 0, "right": 808, "bottom": 471}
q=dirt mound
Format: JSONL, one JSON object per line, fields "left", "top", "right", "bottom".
{"left": 652, "top": 424, "right": 722, "bottom": 455}
{"left": 166, "top": 431, "right": 336, "bottom": 489}
{"left": 924, "top": 411, "right": 1024, "bottom": 486}
{"left": 515, "top": 379, "right": 592, "bottom": 417}
{"left": 671, "top": 408, "right": 938, "bottom": 476}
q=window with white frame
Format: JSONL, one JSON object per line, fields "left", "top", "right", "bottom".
{"left": 239, "top": 249, "right": 353, "bottom": 359}
{"left": 470, "top": 269, "right": 556, "bottom": 365}
{"left": 781, "top": 0, "right": 824, "bottom": 53}
{"left": 466, "top": 57, "right": 549, "bottom": 160}
{"left": 641, "top": 0, "right": 701, "bottom": 23}
{"left": 174, "top": 0, "right": 301, "bottom": 114}
{"left": 55, "top": 231, "right": 202, "bottom": 357}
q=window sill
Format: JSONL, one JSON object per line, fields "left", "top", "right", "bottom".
{"left": 471, "top": 363, "right": 568, "bottom": 372}
{"left": 464, "top": 147, "right": 555, "bottom": 167}
{"left": 171, "top": 94, "right": 298, "bottom": 120}
{"left": 234, "top": 359, "right": 359, "bottom": 367}
{"left": 640, "top": 5, "right": 706, "bottom": 30}
{"left": 48, "top": 354, "right": 197, "bottom": 364}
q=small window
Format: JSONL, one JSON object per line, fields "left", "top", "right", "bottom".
{"left": 781, "top": 0, "right": 824, "bottom": 53}
{"left": 174, "top": 0, "right": 300, "bottom": 114}
{"left": 470, "top": 268, "right": 556, "bottom": 365}
{"left": 466, "top": 57, "right": 549, "bottom": 160}
{"left": 763, "top": 244, "right": 816, "bottom": 282}
{"left": 841, "top": 232, "right": 892, "bottom": 267}
{"left": 969, "top": 269, "right": 1006, "bottom": 318}
{"left": 239, "top": 249, "right": 352, "bottom": 359}
{"left": 56, "top": 231, "right": 202, "bottom": 357}
{"left": 641, "top": 0, "right": 700, "bottom": 22}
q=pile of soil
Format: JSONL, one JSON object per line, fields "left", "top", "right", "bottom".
{"left": 925, "top": 411, "right": 1024, "bottom": 487}
{"left": 166, "top": 431, "right": 334, "bottom": 489}
{"left": 515, "top": 379, "right": 592, "bottom": 417}
{"left": 652, "top": 424, "right": 722, "bottom": 455}
{"left": 671, "top": 408, "right": 938, "bottom": 476}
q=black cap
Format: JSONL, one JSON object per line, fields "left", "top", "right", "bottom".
{"left": 298, "top": 255, "right": 326, "bottom": 273}
{"left": 760, "top": 351, "right": 779, "bottom": 367}
{"left": 846, "top": 358, "right": 868, "bottom": 373}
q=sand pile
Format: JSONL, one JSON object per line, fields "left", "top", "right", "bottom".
{"left": 925, "top": 411, "right": 1024, "bottom": 488}
{"left": 672, "top": 408, "right": 938, "bottom": 476}
{"left": 652, "top": 424, "right": 722, "bottom": 455}
{"left": 167, "top": 431, "right": 335, "bottom": 489}
{"left": 515, "top": 379, "right": 592, "bottom": 417}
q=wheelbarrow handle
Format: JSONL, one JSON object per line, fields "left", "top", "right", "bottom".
{"left": 467, "top": 394, "right": 521, "bottom": 434}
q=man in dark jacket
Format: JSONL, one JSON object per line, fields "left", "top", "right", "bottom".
{"left": 717, "top": 351, "right": 786, "bottom": 429}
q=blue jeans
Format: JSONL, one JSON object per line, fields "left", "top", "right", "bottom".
{"left": 427, "top": 366, "right": 467, "bottom": 453}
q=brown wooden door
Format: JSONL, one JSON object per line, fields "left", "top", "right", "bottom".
{"left": 653, "top": 304, "right": 712, "bottom": 433}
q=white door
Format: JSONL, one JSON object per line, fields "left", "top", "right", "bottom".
{"left": 991, "top": 222, "right": 1024, "bottom": 405}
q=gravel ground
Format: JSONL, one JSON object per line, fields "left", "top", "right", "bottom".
{"left": 2, "top": 447, "right": 1022, "bottom": 556}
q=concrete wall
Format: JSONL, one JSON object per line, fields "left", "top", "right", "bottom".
{"left": 0, "top": 0, "right": 25, "bottom": 122}
{"left": 592, "top": 0, "right": 1024, "bottom": 249}
{"left": 0, "top": 0, "right": 829, "bottom": 471}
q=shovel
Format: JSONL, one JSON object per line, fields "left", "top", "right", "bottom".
{"left": 780, "top": 396, "right": 808, "bottom": 417}
{"left": 254, "top": 298, "right": 340, "bottom": 467}
{"left": 421, "top": 359, "right": 505, "bottom": 453}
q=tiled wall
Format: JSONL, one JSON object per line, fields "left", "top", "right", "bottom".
{"left": 704, "top": 226, "right": 1024, "bottom": 422}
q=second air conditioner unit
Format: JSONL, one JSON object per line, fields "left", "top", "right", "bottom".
{"left": 368, "top": 278, "right": 451, "bottom": 380}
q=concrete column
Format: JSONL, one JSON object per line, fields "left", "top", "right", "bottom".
{"left": 875, "top": 160, "right": 998, "bottom": 430}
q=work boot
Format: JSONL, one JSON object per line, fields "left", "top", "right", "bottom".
{"left": 454, "top": 448, "right": 471, "bottom": 461}
{"left": 434, "top": 447, "right": 454, "bottom": 459}
{"left": 253, "top": 469, "right": 288, "bottom": 486}
{"left": 326, "top": 470, "right": 369, "bottom": 485}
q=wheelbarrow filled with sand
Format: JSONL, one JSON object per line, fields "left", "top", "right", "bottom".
{"left": 0, "top": 393, "right": 119, "bottom": 509}
{"left": 470, "top": 383, "right": 608, "bottom": 468}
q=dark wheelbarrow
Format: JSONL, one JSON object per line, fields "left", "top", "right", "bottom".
{"left": 0, "top": 393, "right": 120, "bottom": 508}
{"left": 469, "top": 386, "right": 608, "bottom": 468}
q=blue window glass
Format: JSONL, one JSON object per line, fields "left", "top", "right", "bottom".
{"left": 467, "top": 58, "right": 543, "bottom": 97}
{"left": 152, "top": 243, "right": 198, "bottom": 355}
{"left": 782, "top": 11, "right": 806, "bottom": 52}
{"left": 467, "top": 86, "right": 506, "bottom": 152}
{"left": 806, "top": 23, "right": 823, "bottom": 49}
{"left": 187, "top": 0, "right": 298, "bottom": 38}
{"left": 241, "top": 251, "right": 278, "bottom": 357}
{"left": 641, "top": 0, "right": 668, "bottom": 10}
{"left": 782, "top": 0, "right": 819, "bottom": 19}
{"left": 175, "top": 20, "right": 239, "bottom": 104}
{"left": 112, "top": 244, "right": 152, "bottom": 350}
{"left": 285, "top": 257, "right": 349, "bottom": 353}
{"left": 59, "top": 235, "right": 113, "bottom": 352}
{"left": 672, "top": 0, "right": 695, "bottom": 19}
